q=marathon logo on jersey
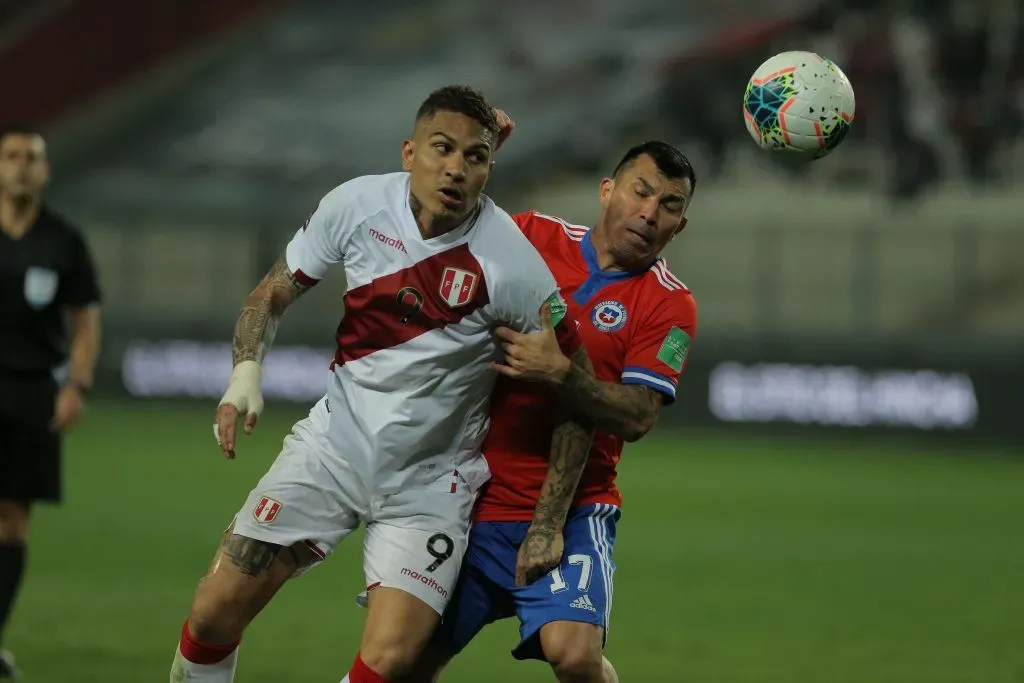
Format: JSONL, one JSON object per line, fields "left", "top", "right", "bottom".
{"left": 438, "top": 267, "right": 479, "bottom": 308}
{"left": 369, "top": 228, "right": 408, "bottom": 254}
{"left": 252, "top": 496, "right": 282, "bottom": 524}
{"left": 591, "top": 300, "right": 628, "bottom": 332}
{"left": 400, "top": 567, "right": 449, "bottom": 599}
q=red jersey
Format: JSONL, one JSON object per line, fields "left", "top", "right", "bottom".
{"left": 475, "top": 210, "right": 698, "bottom": 521}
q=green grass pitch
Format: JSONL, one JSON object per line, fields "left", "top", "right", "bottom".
{"left": 5, "top": 401, "right": 1023, "bottom": 682}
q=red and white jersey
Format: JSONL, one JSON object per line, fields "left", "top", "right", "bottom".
{"left": 476, "top": 210, "right": 697, "bottom": 521}
{"left": 285, "top": 173, "right": 576, "bottom": 493}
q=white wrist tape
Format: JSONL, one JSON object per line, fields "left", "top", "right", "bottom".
{"left": 219, "top": 360, "right": 264, "bottom": 418}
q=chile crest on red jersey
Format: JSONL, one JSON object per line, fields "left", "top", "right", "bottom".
{"left": 591, "top": 300, "right": 628, "bottom": 332}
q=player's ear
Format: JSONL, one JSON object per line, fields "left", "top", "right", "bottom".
{"left": 672, "top": 217, "right": 688, "bottom": 238}
{"left": 401, "top": 139, "right": 415, "bottom": 172}
{"left": 598, "top": 178, "right": 614, "bottom": 206}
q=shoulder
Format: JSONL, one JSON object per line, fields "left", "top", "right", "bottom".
{"left": 36, "top": 208, "right": 92, "bottom": 254}
{"left": 474, "top": 202, "right": 550, "bottom": 276}
{"left": 317, "top": 172, "right": 406, "bottom": 224}
{"left": 37, "top": 208, "right": 83, "bottom": 238}
{"left": 514, "top": 209, "right": 588, "bottom": 244}
{"left": 641, "top": 259, "right": 696, "bottom": 319}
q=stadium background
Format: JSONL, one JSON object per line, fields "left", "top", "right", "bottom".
{"left": 3, "top": 0, "right": 1023, "bottom": 680}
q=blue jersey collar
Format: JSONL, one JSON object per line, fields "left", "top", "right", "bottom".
{"left": 581, "top": 229, "right": 655, "bottom": 277}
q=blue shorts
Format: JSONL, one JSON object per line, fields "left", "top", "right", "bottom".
{"left": 435, "top": 503, "right": 620, "bottom": 661}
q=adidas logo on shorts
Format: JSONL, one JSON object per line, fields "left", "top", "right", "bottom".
{"left": 570, "top": 594, "right": 597, "bottom": 613}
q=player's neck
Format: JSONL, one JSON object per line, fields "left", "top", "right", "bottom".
{"left": 0, "top": 192, "right": 41, "bottom": 239}
{"left": 409, "top": 191, "right": 476, "bottom": 240}
{"left": 588, "top": 224, "right": 626, "bottom": 271}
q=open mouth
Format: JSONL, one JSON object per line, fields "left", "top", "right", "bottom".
{"left": 438, "top": 187, "right": 463, "bottom": 206}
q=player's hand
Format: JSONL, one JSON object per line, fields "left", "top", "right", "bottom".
{"left": 516, "top": 523, "right": 564, "bottom": 587}
{"left": 51, "top": 385, "right": 84, "bottom": 432}
{"left": 491, "top": 304, "right": 571, "bottom": 385}
{"left": 214, "top": 360, "right": 264, "bottom": 459}
{"left": 493, "top": 108, "right": 515, "bottom": 151}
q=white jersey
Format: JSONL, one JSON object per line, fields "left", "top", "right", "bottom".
{"left": 285, "top": 172, "right": 562, "bottom": 494}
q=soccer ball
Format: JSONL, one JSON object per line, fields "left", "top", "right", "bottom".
{"left": 743, "top": 51, "right": 855, "bottom": 160}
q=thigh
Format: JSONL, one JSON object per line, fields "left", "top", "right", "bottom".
{"left": 0, "top": 415, "right": 60, "bottom": 504}
{"left": 191, "top": 526, "right": 300, "bottom": 640}
{"left": 231, "top": 400, "right": 364, "bottom": 574}
{"left": 430, "top": 522, "right": 521, "bottom": 657}
{"left": 362, "top": 471, "right": 478, "bottom": 613}
{"left": 362, "top": 522, "right": 465, "bottom": 616}
{"left": 512, "top": 503, "right": 620, "bottom": 661}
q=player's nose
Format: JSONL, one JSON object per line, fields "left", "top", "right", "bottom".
{"left": 443, "top": 158, "right": 467, "bottom": 181}
{"left": 639, "top": 202, "right": 662, "bottom": 226}
{"left": 637, "top": 212, "right": 658, "bottom": 226}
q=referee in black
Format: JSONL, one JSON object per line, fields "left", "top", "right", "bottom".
{"left": 0, "top": 125, "right": 101, "bottom": 680}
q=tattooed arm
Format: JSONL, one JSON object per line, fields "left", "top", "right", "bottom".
{"left": 214, "top": 254, "right": 316, "bottom": 458}
{"left": 493, "top": 319, "right": 662, "bottom": 442}
{"left": 515, "top": 346, "right": 595, "bottom": 586}
{"left": 560, "top": 361, "right": 662, "bottom": 442}
{"left": 232, "top": 255, "right": 314, "bottom": 365}
{"left": 214, "top": 185, "right": 348, "bottom": 457}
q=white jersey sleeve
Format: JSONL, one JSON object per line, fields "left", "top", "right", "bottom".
{"left": 489, "top": 236, "right": 567, "bottom": 334}
{"left": 284, "top": 181, "right": 362, "bottom": 284}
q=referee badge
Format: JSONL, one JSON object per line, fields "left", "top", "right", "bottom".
{"left": 24, "top": 266, "right": 58, "bottom": 309}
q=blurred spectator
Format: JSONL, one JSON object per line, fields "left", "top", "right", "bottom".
{"left": 937, "top": 0, "right": 997, "bottom": 183}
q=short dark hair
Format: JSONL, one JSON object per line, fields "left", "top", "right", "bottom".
{"left": 0, "top": 123, "right": 43, "bottom": 143}
{"left": 415, "top": 85, "right": 499, "bottom": 140}
{"left": 612, "top": 141, "right": 697, "bottom": 193}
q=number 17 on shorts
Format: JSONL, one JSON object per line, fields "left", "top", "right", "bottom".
{"left": 521, "top": 504, "right": 619, "bottom": 645}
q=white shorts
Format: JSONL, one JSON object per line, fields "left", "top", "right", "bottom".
{"left": 230, "top": 398, "right": 477, "bottom": 615}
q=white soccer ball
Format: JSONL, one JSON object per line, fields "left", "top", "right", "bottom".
{"left": 743, "top": 50, "right": 855, "bottom": 160}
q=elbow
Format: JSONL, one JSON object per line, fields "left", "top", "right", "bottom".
{"left": 620, "top": 427, "right": 646, "bottom": 443}
{"left": 620, "top": 416, "right": 656, "bottom": 443}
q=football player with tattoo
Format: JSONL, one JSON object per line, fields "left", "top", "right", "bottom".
{"left": 416, "top": 139, "right": 699, "bottom": 683}
{"left": 168, "top": 86, "right": 589, "bottom": 683}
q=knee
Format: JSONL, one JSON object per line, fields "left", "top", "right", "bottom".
{"left": 542, "top": 624, "right": 604, "bottom": 683}
{"left": 186, "top": 567, "right": 269, "bottom": 643}
{"left": 0, "top": 501, "right": 30, "bottom": 542}
{"left": 602, "top": 656, "right": 619, "bottom": 683}
{"left": 186, "top": 534, "right": 298, "bottom": 643}
{"left": 187, "top": 581, "right": 249, "bottom": 644}
{"left": 359, "top": 587, "right": 442, "bottom": 680}
{"left": 360, "top": 641, "right": 425, "bottom": 681}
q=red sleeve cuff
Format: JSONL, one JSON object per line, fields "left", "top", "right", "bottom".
{"left": 292, "top": 268, "right": 319, "bottom": 287}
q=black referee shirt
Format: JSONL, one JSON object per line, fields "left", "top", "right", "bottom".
{"left": 0, "top": 207, "right": 100, "bottom": 389}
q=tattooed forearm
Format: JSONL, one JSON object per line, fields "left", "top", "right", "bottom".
{"left": 221, "top": 535, "right": 283, "bottom": 576}
{"left": 233, "top": 305, "right": 279, "bottom": 366}
{"left": 531, "top": 346, "right": 596, "bottom": 531}
{"left": 561, "top": 348, "right": 662, "bottom": 442}
{"left": 531, "top": 413, "right": 593, "bottom": 531}
{"left": 232, "top": 255, "right": 312, "bottom": 365}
